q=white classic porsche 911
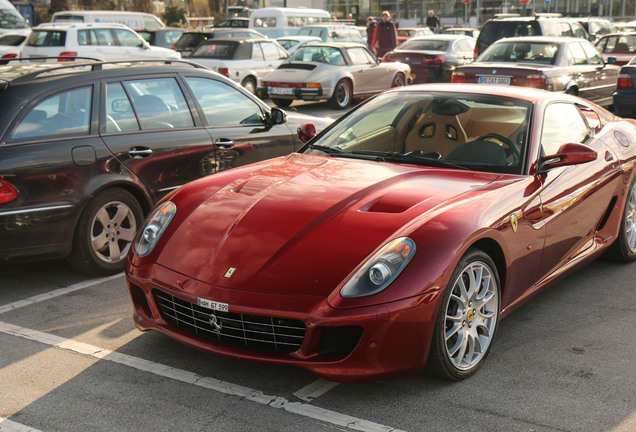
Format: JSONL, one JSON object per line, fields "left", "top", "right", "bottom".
{"left": 259, "top": 42, "right": 412, "bottom": 109}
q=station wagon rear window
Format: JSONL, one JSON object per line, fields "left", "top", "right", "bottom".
{"left": 27, "top": 30, "right": 66, "bottom": 47}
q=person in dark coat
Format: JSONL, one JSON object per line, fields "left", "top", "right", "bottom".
{"left": 426, "top": 10, "right": 441, "bottom": 33}
{"left": 366, "top": 16, "right": 376, "bottom": 54}
{"left": 372, "top": 11, "right": 397, "bottom": 58}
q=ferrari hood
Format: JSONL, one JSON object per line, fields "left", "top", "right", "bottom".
{"left": 157, "top": 153, "right": 499, "bottom": 296}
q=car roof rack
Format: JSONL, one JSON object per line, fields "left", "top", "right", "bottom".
{"left": 7, "top": 59, "right": 209, "bottom": 84}
{"left": 535, "top": 13, "right": 564, "bottom": 18}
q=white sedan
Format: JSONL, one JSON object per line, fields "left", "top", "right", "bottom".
{"left": 259, "top": 42, "right": 411, "bottom": 109}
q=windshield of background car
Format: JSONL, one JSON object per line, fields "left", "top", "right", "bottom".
{"left": 191, "top": 41, "right": 237, "bottom": 58}
{"left": 480, "top": 41, "right": 559, "bottom": 64}
{"left": 289, "top": 46, "right": 344, "bottom": 64}
{"left": 0, "top": 8, "right": 28, "bottom": 29}
{"left": 26, "top": 30, "right": 66, "bottom": 47}
{"left": 400, "top": 39, "right": 449, "bottom": 51}
{"left": 304, "top": 91, "right": 532, "bottom": 174}
{"left": 479, "top": 21, "right": 541, "bottom": 45}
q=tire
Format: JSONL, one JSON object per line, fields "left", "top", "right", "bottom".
{"left": 271, "top": 98, "right": 292, "bottom": 108}
{"left": 241, "top": 77, "right": 256, "bottom": 94}
{"left": 606, "top": 175, "right": 636, "bottom": 262}
{"left": 329, "top": 79, "right": 352, "bottom": 110}
{"left": 68, "top": 188, "right": 143, "bottom": 276}
{"left": 428, "top": 248, "right": 501, "bottom": 380}
{"left": 391, "top": 73, "right": 406, "bottom": 87}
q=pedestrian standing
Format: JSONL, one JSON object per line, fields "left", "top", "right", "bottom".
{"left": 372, "top": 11, "right": 397, "bottom": 58}
{"left": 366, "top": 16, "right": 376, "bottom": 55}
{"left": 426, "top": 10, "right": 441, "bottom": 33}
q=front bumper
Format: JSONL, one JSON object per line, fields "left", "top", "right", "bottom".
{"left": 126, "top": 263, "right": 442, "bottom": 382}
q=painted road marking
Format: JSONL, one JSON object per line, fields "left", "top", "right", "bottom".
{"left": 294, "top": 379, "right": 341, "bottom": 402}
{"left": 0, "top": 417, "right": 43, "bottom": 432}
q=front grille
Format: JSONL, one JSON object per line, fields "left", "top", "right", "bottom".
{"left": 153, "top": 289, "right": 305, "bottom": 353}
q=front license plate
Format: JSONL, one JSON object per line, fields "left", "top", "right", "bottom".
{"left": 478, "top": 76, "right": 511, "bottom": 85}
{"left": 197, "top": 297, "right": 229, "bottom": 312}
{"left": 269, "top": 86, "right": 294, "bottom": 95}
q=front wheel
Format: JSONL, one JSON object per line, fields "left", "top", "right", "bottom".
{"left": 68, "top": 188, "right": 143, "bottom": 275}
{"left": 329, "top": 79, "right": 352, "bottom": 109}
{"left": 428, "top": 248, "right": 501, "bottom": 380}
{"left": 607, "top": 175, "right": 636, "bottom": 262}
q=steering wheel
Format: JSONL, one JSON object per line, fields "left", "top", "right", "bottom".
{"left": 476, "top": 132, "right": 520, "bottom": 161}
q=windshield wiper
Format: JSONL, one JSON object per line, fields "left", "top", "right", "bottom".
{"left": 360, "top": 151, "right": 470, "bottom": 170}
{"left": 306, "top": 144, "right": 349, "bottom": 155}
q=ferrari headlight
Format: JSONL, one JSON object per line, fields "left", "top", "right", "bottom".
{"left": 340, "top": 237, "right": 416, "bottom": 298}
{"left": 134, "top": 201, "right": 176, "bottom": 257}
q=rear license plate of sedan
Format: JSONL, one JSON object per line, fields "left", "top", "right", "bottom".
{"left": 198, "top": 297, "right": 229, "bottom": 312}
{"left": 478, "top": 76, "right": 511, "bottom": 85}
{"left": 269, "top": 87, "right": 294, "bottom": 95}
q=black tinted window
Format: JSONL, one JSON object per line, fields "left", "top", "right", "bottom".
{"left": 479, "top": 21, "right": 540, "bottom": 45}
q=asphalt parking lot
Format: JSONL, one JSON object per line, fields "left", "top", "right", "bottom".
{"left": 1, "top": 254, "right": 635, "bottom": 432}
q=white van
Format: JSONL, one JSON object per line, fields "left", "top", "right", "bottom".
{"left": 51, "top": 10, "right": 164, "bottom": 31}
{"left": 0, "top": 0, "right": 30, "bottom": 35}
{"left": 249, "top": 7, "right": 331, "bottom": 38}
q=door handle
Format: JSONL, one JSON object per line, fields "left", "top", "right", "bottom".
{"left": 215, "top": 138, "right": 234, "bottom": 149}
{"left": 128, "top": 147, "right": 153, "bottom": 158}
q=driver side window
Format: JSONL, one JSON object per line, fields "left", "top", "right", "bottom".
{"left": 185, "top": 77, "right": 264, "bottom": 126}
{"left": 541, "top": 103, "right": 590, "bottom": 156}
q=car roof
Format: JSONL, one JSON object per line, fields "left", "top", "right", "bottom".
{"left": 597, "top": 31, "right": 636, "bottom": 38}
{"left": 32, "top": 22, "right": 134, "bottom": 30}
{"left": 491, "top": 35, "right": 583, "bottom": 43}
{"left": 0, "top": 60, "right": 210, "bottom": 88}
{"left": 407, "top": 34, "right": 475, "bottom": 41}
{"left": 301, "top": 41, "right": 366, "bottom": 48}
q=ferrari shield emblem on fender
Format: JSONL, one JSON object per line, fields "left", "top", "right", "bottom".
{"left": 510, "top": 214, "right": 518, "bottom": 233}
{"left": 224, "top": 267, "right": 236, "bottom": 278}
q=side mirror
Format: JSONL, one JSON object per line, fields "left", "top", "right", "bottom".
{"left": 268, "top": 107, "right": 287, "bottom": 125}
{"left": 588, "top": 35, "right": 597, "bottom": 42}
{"left": 540, "top": 142, "right": 597, "bottom": 172}
{"left": 607, "top": 56, "right": 617, "bottom": 65}
{"left": 297, "top": 123, "right": 316, "bottom": 143}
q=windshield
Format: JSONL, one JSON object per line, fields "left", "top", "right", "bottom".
{"left": 400, "top": 39, "right": 449, "bottom": 51}
{"left": 289, "top": 45, "right": 344, "bottom": 64}
{"left": 303, "top": 91, "right": 532, "bottom": 174}
{"left": 0, "top": 8, "right": 28, "bottom": 29}
{"left": 480, "top": 41, "right": 559, "bottom": 64}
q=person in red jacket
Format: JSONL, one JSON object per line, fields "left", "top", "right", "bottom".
{"left": 372, "top": 11, "right": 397, "bottom": 58}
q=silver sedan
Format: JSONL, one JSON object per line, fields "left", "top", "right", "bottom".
{"left": 259, "top": 42, "right": 411, "bottom": 109}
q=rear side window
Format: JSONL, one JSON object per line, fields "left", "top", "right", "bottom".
{"left": 27, "top": 30, "right": 66, "bottom": 47}
{"left": 10, "top": 87, "right": 92, "bottom": 141}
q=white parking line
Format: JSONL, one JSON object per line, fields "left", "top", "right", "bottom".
{"left": 0, "top": 321, "right": 404, "bottom": 432}
{"left": 0, "top": 274, "right": 124, "bottom": 316}
{"left": 294, "top": 379, "right": 340, "bottom": 402}
{"left": 0, "top": 417, "right": 43, "bottom": 432}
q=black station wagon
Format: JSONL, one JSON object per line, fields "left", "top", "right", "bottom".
{"left": 0, "top": 60, "right": 330, "bottom": 275}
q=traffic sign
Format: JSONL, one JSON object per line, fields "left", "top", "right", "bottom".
{"left": 520, "top": 0, "right": 529, "bottom": 4}
{"left": 462, "top": 0, "right": 469, "bottom": 3}
{"left": 545, "top": 0, "right": 552, "bottom": 4}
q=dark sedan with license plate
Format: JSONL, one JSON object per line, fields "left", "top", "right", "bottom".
{"left": 614, "top": 55, "right": 636, "bottom": 117}
{"left": 382, "top": 34, "right": 475, "bottom": 83}
{"left": 453, "top": 36, "right": 620, "bottom": 108}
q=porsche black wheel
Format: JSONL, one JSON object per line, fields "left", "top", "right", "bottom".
{"left": 68, "top": 188, "right": 143, "bottom": 275}
{"left": 329, "top": 79, "right": 352, "bottom": 110}
{"left": 272, "top": 98, "right": 292, "bottom": 108}
{"left": 607, "top": 175, "right": 636, "bottom": 262}
{"left": 391, "top": 73, "right": 406, "bottom": 87}
{"left": 428, "top": 248, "right": 501, "bottom": 380}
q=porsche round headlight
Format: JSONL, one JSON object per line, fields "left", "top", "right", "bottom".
{"left": 134, "top": 201, "right": 176, "bottom": 257}
{"left": 340, "top": 237, "right": 416, "bottom": 298}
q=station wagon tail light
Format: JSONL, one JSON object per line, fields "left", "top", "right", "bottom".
{"left": 617, "top": 74, "right": 634, "bottom": 89}
{"left": 58, "top": 52, "right": 77, "bottom": 61}
{"left": 523, "top": 74, "right": 547, "bottom": 89}
{"left": 0, "top": 179, "right": 19, "bottom": 204}
{"left": 218, "top": 67, "right": 229, "bottom": 77}
{"left": 451, "top": 71, "right": 466, "bottom": 83}
{"left": 340, "top": 237, "right": 416, "bottom": 298}
{"left": 134, "top": 201, "right": 176, "bottom": 257}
